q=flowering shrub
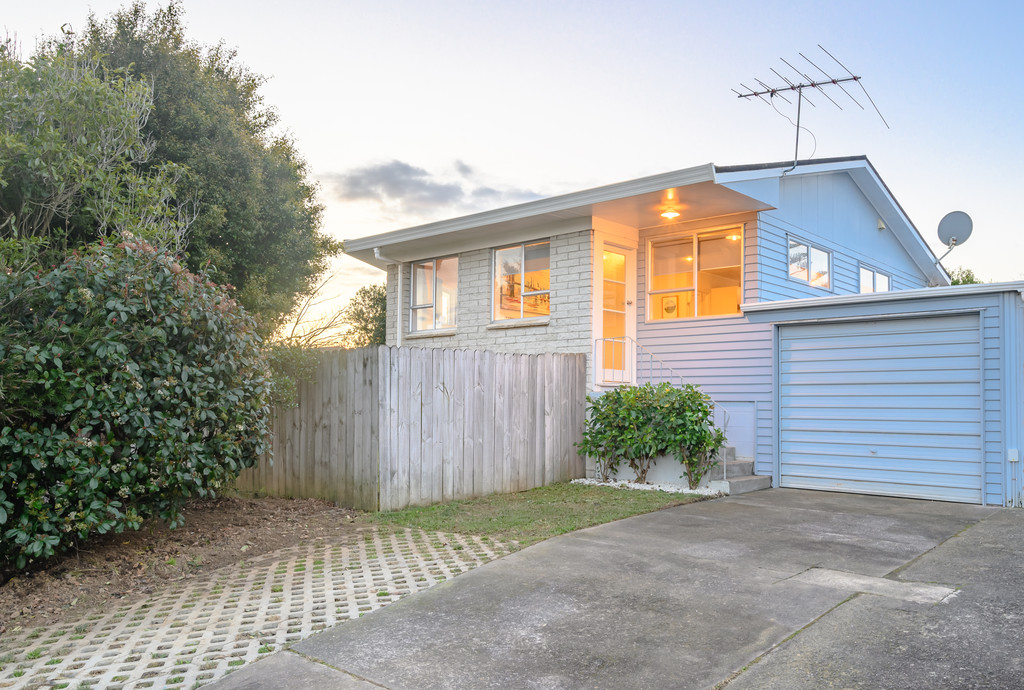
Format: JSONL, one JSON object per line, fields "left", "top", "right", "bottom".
{"left": 0, "top": 240, "right": 271, "bottom": 576}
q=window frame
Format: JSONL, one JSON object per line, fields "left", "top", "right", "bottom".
{"left": 787, "top": 236, "right": 833, "bottom": 291}
{"left": 409, "top": 255, "right": 459, "bottom": 333}
{"left": 646, "top": 225, "right": 744, "bottom": 322}
{"left": 491, "top": 240, "right": 551, "bottom": 322}
{"left": 859, "top": 264, "right": 891, "bottom": 294}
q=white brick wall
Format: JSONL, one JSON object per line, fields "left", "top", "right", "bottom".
{"left": 384, "top": 230, "right": 594, "bottom": 360}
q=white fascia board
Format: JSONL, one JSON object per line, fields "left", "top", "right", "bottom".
{"left": 713, "top": 157, "right": 870, "bottom": 184}
{"left": 344, "top": 163, "right": 716, "bottom": 255}
{"left": 845, "top": 164, "right": 948, "bottom": 286}
{"left": 742, "top": 281, "right": 1024, "bottom": 314}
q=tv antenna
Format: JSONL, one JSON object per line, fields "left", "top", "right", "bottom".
{"left": 733, "top": 45, "right": 889, "bottom": 173}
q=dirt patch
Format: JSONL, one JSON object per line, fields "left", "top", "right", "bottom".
{"left": 0, "top": 496, "right": 360, "bottom": 634}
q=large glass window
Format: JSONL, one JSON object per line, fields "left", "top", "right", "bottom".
{"left": 411, "top": 256, "right": 458, "bottom": 331}
{"left": 494, "top": 241, "right": 550, "bottom": 320}
{"left": 789, "top": 238, "right": 831, "bottom": 289}
{"left": 648, "top": 228, "right": 741, "bottom": 320}
{"left": 860, "top": 266, "right": 890, "bottom": 293}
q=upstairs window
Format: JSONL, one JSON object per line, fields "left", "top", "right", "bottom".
{"left": 648, "top": 228, "right": 742, "bottom": 320}
{"left": 789, "top": 238, "right": 831, "bottom": 290}
{"left": 860, "top": 266, "right": 891, "bottom": 293}
{"left": 494, "top": 241, "right": 550, "bottom": 320}
{"left": 411, "top": 257, "right": 458, "bottom": 331}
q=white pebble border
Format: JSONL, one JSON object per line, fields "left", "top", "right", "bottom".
{"left": 571, "top": 477, "right": 724, "bottom": 496}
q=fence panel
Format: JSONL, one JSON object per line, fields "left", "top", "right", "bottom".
{"left": 237, "top": 346, "right": 585, "bottom": 511}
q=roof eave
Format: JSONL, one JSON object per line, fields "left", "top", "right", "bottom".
{"left": 344, "top": 163, "right": 716, "bottom": 260}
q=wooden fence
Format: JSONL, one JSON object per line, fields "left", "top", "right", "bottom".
{"left": 236, "top": 346, "right": 587, "bottom": 511}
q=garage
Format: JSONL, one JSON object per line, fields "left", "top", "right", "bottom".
{"left": 778, "top": 313, "right": 984, "bottom": 503}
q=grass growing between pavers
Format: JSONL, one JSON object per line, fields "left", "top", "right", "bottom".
{"left": 368, "top": 482, "right": 707, "bottom": 547}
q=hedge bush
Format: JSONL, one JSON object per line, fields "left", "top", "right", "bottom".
{"left": 0, "top": 239, "right": 271, "bottom": 576}
{"left": 577, "top": 382, "right": 726, "bottom": 488}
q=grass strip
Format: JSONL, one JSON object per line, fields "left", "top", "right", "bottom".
{"left": 367, "top": 482, "right": 707, "bottom": 547}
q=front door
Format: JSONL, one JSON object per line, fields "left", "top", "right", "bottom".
{"left": 599, "top": 245, "right": 636, "bottom": 384}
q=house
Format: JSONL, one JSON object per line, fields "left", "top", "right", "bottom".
{"left": 345, "top": 156, "right": 1024, "bottom": 507}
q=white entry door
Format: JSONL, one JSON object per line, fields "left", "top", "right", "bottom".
{"left": 599, "top": 245, "right": 636, "bottom": 384}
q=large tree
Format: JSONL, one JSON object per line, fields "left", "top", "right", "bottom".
{"left": 76, "top": 2, "right": 339, "bottom": 333}
{"left": 0, "top": 41, "right": 184, "bottom": 275}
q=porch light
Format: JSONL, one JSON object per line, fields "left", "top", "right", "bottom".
{"left": 727, "top": 233, "right": 741, "bottom": 241}
{"left": 661, "top": 210, "right": 680, "bottom": 219}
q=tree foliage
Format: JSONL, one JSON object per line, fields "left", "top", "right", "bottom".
{"left": 76, "top": 1, "right": 339, "bottom": 334}
{"left": 949, "top": 266, "right": 982, "bottom": 285}
{"left": 0, "top": 40, "right": 185, "bottom": 276}
{"left": 0, "top": 240, "right": 270, "bottom": 577}
{"left": 341, "top": 283, "right": 387, "bottom": 347}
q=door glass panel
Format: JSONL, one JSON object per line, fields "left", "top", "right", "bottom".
{"left": 602, "top": 249, "right": 627, "bottom": 370}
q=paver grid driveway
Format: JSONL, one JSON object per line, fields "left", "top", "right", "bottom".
{"left": 0, "top": 528, "right": 510, "bottom": 689}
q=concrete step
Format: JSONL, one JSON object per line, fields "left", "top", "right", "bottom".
{"left": 707, "top": 460, "right": 755, "bottom": 480}
{"left": 714, "top": 446, "right": 737, "bottom": 464}
{"left": 723, "top": 475, "right": 772, "bottom": 495}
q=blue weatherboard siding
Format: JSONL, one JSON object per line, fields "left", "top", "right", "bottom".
{"left": 757, "top": 172, "right": 927, "bottom": 301}
{"left": 635, "top": 212, "right": 772, "bottom": 467}
{"left": 634, "top": 171, "right": 941, "bottom": 478}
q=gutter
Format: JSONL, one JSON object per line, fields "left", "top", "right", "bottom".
{"left": 374, "top": 248, "right": 402, "bottom": 347}
{"left": 742, "top": 280, "right": 1024, "bottom": 314}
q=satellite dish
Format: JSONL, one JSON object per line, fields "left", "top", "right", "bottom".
{"left": 937, "top": 211, "right": 973, "bottom": 247}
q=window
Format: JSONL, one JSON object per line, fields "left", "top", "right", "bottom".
{"left": 648, "top": 228, "right": 742, "bottom": 320}
{"left": 788, "top": 238, "right": 831, "bottom": 289}
{"left": 411, "top": 257, "right": 458, "bottom": 331}
{"left": 494, "top": 241, "right": 550, "bottom": 320}
{"left": 860, "top": 266, "right": 890, "bottom": 293}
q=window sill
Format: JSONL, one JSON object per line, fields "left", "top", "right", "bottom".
{"left": 486, "top": 317, "right": 550, "bottom": 330}
{"left": 645, "top": 313, "right": 744, "bottom": 324}
{"left": 405, "top": 328, "right": 457, "bottom": 340}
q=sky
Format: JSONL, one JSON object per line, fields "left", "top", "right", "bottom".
{"left": 5, "top": 0, "right": 1023, "bottom": 321}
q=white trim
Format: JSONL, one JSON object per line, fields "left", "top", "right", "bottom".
{"left": 786, "top": 235, "right": 833, "bottom": 292}
{"left": 346, "top": 164, "right": 715, "bottom": 254}
{"left": 645, "top": 222, "right": 746, "bottom": 322}
{"left": 486, "top": 317, "right": 550, "bottom": 330}
{"left": 405, "top": 328, "right": 457, "bottom": 340}
{"left": 743, "top": 280, "right": 1024, "bottom": 313}
{"left": 491, "top": 240, "right": 551, "bottom": 322}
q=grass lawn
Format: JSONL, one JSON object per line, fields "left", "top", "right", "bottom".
{"left": 367, "top": 482, "right": 709, "bottom": 547}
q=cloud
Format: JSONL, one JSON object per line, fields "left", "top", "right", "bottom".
{"left": 322, "top": 159, "right": 543, "bottom": 218}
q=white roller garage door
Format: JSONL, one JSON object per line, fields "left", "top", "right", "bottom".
{"left": 778, "top": 313, "right": 983, "bottom": 503}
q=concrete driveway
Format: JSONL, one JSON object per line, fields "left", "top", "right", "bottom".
{"left": 212, "top": 489, "right": 1024, "bottom": 689}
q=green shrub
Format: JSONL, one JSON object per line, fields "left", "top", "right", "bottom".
{"left": 577, "top": 382, "right": 725, "bottom": 488}
{"left": 0, "top": 239, "right": 270, "bottom": 576}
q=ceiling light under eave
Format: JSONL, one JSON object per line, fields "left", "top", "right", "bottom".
{"left": 661, "top": 210, "right": 681, "bottom": 219}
